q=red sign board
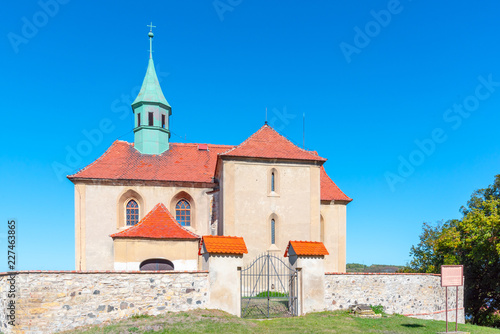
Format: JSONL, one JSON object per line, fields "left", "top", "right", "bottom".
{"left": 441, "top": 265, "right": 463, "bottom": 287}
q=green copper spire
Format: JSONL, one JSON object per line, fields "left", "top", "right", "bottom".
{"left": 132, "top": 23, "right": 172, "bottom": 155}
{"left": 132, "top": 23, "right": 170, "bottom": 109}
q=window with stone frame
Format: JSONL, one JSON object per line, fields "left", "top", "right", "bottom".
{"left": 176, "top": 199, "right": 191, "bottom": 226}
{"left": 126, "top": 199, "right": 139, "bottom": 226}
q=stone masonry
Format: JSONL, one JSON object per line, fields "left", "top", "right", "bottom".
{"left": 0, "top": 270, "right": 466, "bottom": 333}
{"left": 325, "top": 273, "right": 465, "bottom": 323}
{"left": 0, "top": 271, "right": 209, "bottom": 333}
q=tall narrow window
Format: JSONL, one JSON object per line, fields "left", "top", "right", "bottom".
{"left": 271, "top": 219, "right": 276, "bottom": 244}
{"left": 176, "top": 199, "right": 191, "bottom": 226}
{"left": 269, "top": 168, "right": 279, "bottom": 195}
{"left": 161, "top": 114, "right": 166, "bottom": 128}
{"left": 126, "top": 200, "right": 139, "bottom": 226}
{"left": 137, "top": 113, "right": 141, "bottom": 127}
{"left": 148, "top": 112, "right": 154, "bottom": 126}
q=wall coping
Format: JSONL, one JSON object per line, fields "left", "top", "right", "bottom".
{"left": 325, "top": 272, "right": 440, "bottom": 276}
{"left": 0, "top": 270, "right": 209, "bottom": 276}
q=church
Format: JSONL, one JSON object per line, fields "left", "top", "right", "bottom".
{"left": 68, "top": 28, "right": 352, "bottom": 273}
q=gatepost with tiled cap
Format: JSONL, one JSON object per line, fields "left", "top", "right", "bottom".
{"left": 285, "top": 240, "right": 329, "bottom": 314}
{"left": 199, "top": 235, "right": 248, "bottom": 316}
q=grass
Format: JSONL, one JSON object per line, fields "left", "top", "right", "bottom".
{"left": 61, "top": 309, "right": 500, "bottom": 334}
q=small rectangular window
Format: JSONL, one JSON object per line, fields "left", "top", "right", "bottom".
{"left": 137, "top": 113, "right": 141, "bottom": 127}
{"left": 161, "top": 114, "right": 166, "bottom": 128}
{"left": 148, "top": 112, "right": 154, "bottom": 126}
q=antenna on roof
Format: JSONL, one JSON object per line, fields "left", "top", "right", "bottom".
{"left": 265, "top": 107, "right": 268, "bottom": 125}
{"left": 302, "top": 112, "right": 305, "bottom": 149}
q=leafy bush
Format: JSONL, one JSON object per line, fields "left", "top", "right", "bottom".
{"left": 254, "top": 291, "right": 289, "bottom": 298}
{"left": 370, "top": 305, "right": 385, "bottom": 314}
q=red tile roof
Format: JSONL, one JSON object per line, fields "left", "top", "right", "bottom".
{"left": 199, "top": 235, "right": 248, "bottom": 255}
{"left": 320, "top": 166, "right": 352, "bottom": 202}
{"left": 67, "top": 127, "right": 350, "bottom": 203}
{"left": 110, "top": 203, "right": 199, "bottom": 240}
{"left": 220, "top": 124, "right": 327, "bottom": 162}
{"left": 284, "top": 241, "right": 329, "bottom": 257}
{"left": 68, "top": 141, "right": 233, "bottom": 183}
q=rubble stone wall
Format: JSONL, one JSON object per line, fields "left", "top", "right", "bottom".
{"left": 0, "top": 271, "right": 209, "bottom": 333}
{"left": 325, "top": 272, "right": 464, "bottom": 323}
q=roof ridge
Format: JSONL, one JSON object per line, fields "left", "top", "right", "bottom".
{"left": 170, "top": 142, "right": 235, "bottom": 148}
{"left": 271, "top": 128, "right": 325, "bottom": 157}
{"left": 219, "top": 125, "right": 268, "bottom": 156}
{"left": 110, "top": 202, "right": 162, "bottom": 237}
{"left": 291, "top": 240, "right": 324, "bottom": 243}
{"left": 220, "top": 124, "right": 326, "bottom": 161}
{"left": 162, "top": 204, "right": 200, "bottom": 239}
{"left": 111, "top": 203, "right": 200, "bottom": 239}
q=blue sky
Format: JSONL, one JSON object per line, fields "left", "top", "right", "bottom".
{"left": 1, "top": 0, "right": 499, "bottom": 271}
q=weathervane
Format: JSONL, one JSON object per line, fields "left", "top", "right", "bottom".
{"left": 147, "top": 22, "right": 156, "bottom": 59}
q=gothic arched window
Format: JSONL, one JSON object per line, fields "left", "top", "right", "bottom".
{"left": 126, "top": 200, "right": 139, "bottom": 226}
{"left": 176, "top": 199, "right": 191, "bottom": 226}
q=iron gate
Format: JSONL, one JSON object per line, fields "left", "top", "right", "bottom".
{"left": 240, "top": 253, "right": 299, "bottom": 318}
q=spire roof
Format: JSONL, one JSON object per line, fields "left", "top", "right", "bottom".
{"left": 132, "top": 57, "right": 170, "bottom": 108}
{"left": 132, "top": 25, "right": 170, "bottom": 108}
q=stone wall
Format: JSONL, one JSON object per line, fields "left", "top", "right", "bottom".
{"left": 325, "top": 273, "right": 464, "bottom": 323}
{"left": 0, "top": 270, "right": 467, "bottom": 333}
{"left": 0, "top": 270, "right": 209, "bottom": 334}
{"left": 0, "top": 275, "right": 8, "bottom": 333}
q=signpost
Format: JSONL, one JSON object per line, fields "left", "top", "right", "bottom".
{"left": 441, "top": 265, "right": 463, "bottom": 333}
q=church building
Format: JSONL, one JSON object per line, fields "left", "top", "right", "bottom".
{"left": 68, "top": 28, "right": 352, "bottom": 273}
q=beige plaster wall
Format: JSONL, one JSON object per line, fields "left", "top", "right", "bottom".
{"left": 75, "top": 182, "right": 212, "bottom": 270}
{"left": 75, "top": 184, "right": 86, "bottom": 270}
{"left": 204, "top": 255, "right": 243, "bottom": 317}
{"left": 320, "top": 202, "right": 347, "bottom": 272}
{"left": 114, "top": 239, "right": 199, "bottom": 271}
{"left": 289, "top": 256, "right": 326, "bottom": 315}
{"left": 221, "top": 160, "right": 321, "bottom": 265}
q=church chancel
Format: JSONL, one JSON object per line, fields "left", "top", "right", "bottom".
{"left": 68, "top": 25, "right": 352, "bottom": 272}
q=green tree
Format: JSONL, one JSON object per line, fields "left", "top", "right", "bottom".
{"left": 405, "top": 175, "right": 500, "bottom": 326}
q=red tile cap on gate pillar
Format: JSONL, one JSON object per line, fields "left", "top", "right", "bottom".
{"left": 199, "top": 236, "right": 248, "bottom": 255}
{"left": 284, "top": 241, "right": 329, "bottom": 257}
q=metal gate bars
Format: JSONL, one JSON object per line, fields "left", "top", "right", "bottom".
{"left": 240, "top": 253, "right": 298, "bottom": 318}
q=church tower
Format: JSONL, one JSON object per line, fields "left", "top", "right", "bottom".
{"left": 132, "top": 23, "right": 171, "bottom": 155}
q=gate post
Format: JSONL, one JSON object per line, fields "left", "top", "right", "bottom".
{"left": 199, "top": 236, "right": 248, "bottom": 317}
{"left": 285, "top": 241, "right": 328, "bottom": 315}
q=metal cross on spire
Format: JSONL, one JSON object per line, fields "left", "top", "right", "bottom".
{"left": 147, "top": 22, "right": 156, "bottom": 59}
